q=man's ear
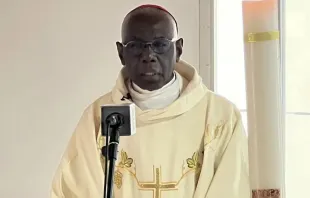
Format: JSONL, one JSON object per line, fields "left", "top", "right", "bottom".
{"left": 175, "top": 38, "right": 183, "bottom": 62}
{"left": 116, "top": 42, "right": 125, "bottom": 65}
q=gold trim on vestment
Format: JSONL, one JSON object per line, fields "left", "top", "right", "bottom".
{"left": 97, "top": 132, "right": 203, "bottom": 197}
{"left": 139, "top": 167, "right": 178, "bottom": 198}
{"left": 111, "top": 150, "right": 202, "bottom": 197}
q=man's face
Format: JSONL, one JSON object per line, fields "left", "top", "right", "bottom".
{"left": 117, "top": 11, "right": 183, "bottom": 91}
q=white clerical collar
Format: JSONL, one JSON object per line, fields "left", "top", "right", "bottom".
{"left": 128, "top": 71, "right": 183, "bottom": 110}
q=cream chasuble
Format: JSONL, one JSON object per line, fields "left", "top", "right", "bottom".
{"left": 50, "top": 60, "right": 250, "bottom": 198}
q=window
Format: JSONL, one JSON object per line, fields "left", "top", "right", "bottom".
{"left": 213, "top": 0, "right": 248, "bottom": 131}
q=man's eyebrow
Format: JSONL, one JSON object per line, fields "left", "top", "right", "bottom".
{"left": 128, "top": 36, "right": 167, "bottom": 41}
{"left": 130, "top": 36, "right": 145, "bottom": 41}
{"left": 154, "top": 36, "right": 166, "bottom": 39}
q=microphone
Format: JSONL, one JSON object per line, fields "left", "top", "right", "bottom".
{"left": 101, "top": 103, "right": 136, "bottom": 198}
{"left": 101, "top": 103, "right": 136, "bottom": 136}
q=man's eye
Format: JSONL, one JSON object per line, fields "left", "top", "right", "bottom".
{"left": 127, "top": 42, "right": 139, "bottom": 48}
{"left": 153, "top": 41, "right": 167, "bottom": 47}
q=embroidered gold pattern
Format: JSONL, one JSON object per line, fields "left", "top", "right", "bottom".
{"left": 139, "top": 167, "right": 177, "bottom": 198}
{"left": 114, "top": 150, "right": 139, "bottom": 188}
{"left": 97, "top": 135, "right": 105, "bottom": 168}
{"left": 97, "top": 135, "right": 104, "bottom": 150}
{"left": 185, "top": 151, "right": 202, "bottom": 186}
{"left": 204, "top": 122, "right": 225, "bottom": 147}
{"left": 118, "top": 150, "right": 133, "bottom": 168}
{"left": 114, "top": 170, "right": 123, "bottom": 189}
{"left": 186, "top": 152, "right": 201, "bottom": 169}
{"left": 96, "top": 134, "right": 204, "bottom": 193}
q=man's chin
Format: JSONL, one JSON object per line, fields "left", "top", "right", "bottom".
{"left": 137, "top": 80, "right": 163, "bottom": 91}
{"left": 140, "top": 74, "right": 161, "bottom": 82}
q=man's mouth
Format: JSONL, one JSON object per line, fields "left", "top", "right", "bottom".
{"left": 141, "top": 72, "right": 159, "bottom": 76}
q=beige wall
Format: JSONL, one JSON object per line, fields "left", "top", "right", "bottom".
{"left": 0, "top": 0, "right": 205, "bottom": 197}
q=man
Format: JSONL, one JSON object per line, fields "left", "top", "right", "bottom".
{"left": 51, "top": 4, "right": 250, "bottom": 198}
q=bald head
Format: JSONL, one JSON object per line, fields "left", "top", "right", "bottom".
{"left": 121, "top": 6, "right": 178, "bottom": 42}
{"left": 116, "top": 5, "right": 183, "bottom": 91}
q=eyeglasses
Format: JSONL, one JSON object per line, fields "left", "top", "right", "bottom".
{"left": 122, "top": 38, "right": 177, "bottom": 55}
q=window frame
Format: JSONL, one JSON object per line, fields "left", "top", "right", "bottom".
{"left": 199, "top": 0, "right": 216, "bottom": 91}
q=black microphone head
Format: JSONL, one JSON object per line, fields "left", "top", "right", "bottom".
{"left": 101, "top": 103, "right": 136, "bottom": 136}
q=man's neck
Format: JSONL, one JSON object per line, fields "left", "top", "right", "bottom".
{"left": 128, "top": 72, "right": 182, "bottom": 110}
{"left": 133, "top": 73, "right": 175, "bottom": 91}
{"left": 132, "top": 73, "right": 176, "bottom": 94}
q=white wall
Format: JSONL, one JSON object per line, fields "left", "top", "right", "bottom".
{"left": 284, "top": 0, "right": 310, "bottom": 197}
{"left": 0, "top": 0, "right": 203, "bottom": 197}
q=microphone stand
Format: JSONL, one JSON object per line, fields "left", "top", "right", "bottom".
{"left": 101, "top": 113, "right": 123, "bottom": 198}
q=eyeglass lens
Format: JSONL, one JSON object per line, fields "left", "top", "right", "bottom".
{"left": 125, "top": 38, "right": 172, "bottom": 55}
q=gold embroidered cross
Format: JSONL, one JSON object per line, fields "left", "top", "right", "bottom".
{"left": 139, "top": 167, "right": 178, "bottom": 198}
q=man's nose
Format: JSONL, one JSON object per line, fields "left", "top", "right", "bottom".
{"left": 141, "top": 46, "right": 157, "bottom": 63}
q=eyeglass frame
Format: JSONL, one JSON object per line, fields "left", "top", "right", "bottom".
{"left": 121, "top": 37, "right": 179, "bottom": 55}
